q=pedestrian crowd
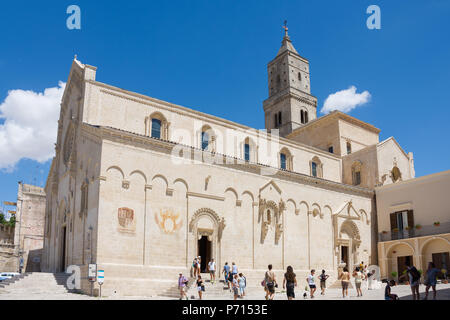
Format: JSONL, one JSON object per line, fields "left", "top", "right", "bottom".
{"left": 177, "top": 259, "right": 443, "bottom": 300}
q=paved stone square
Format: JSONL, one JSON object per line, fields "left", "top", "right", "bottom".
{"left": 1, "top": 281, "right": 449, "bottom": 300}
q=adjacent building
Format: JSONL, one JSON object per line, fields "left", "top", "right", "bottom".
{"left": 376, "top": 170, "right": 450, "bottom": 281}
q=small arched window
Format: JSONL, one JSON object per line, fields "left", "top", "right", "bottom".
{"left": 352, "top": 161, "right": 362, "bottom": 186}
{"left": 311, "top": 162, "right": 317, "bottom": 177}
{"left": 200, "top": 125, "right": 215, "bottom": 152}
{"left": 146, "top": 112, "right": 168, "bottom": 140}
{"left": 346, "top": 141, "right": 352, "bottom": 154}
{"left": 310, "top": 156, "right": 323, "bottom": 178}
{"left": 300, "top": 110, "right": 309, "bottom": 124}
{"left": 244, "top": 143, "right": 250, "bottom": 162}
{"left": 201, "top": 131, "right": 209, "bottom": 150}
{"left": 280, "top": 153, "right": 287, "bottom": 170}
{"left": 279, "top": 147, "right": 293, "bottom": 171}
{"left": 151, "top": 118, "right": 161, "bottom": 138}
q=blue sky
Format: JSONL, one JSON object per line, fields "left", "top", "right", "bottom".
{"left": 0, "top": 0, "right": 449, "bottom": 209}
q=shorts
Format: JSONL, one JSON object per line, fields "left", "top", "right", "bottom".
{"left": 239, "top": 285, "right": 245, "bottom": 295}
{"left": 410, "top": 281, "right": 419, "bottom": 287}
{"left": 355, "top": 282, "right": 361, "bottom": 289}
{"left": 266, "top": 282, "right": 275, "bottom": 294}
{"left": 342, "top": 281, "right": 349, "bottom": 290}
{"left": 309, "top": 284, "right": 316, "bottom": 289}
{"left": 197, "top": 286, "right": 203, "bottom": 292}
{"left": 286, "top": 282, "right": 295, "bottom": 298}
{"left": 209, "top": 270, "right": 215, "bottom": 275}
{"left": 320, "top": 280, "right": 326, "bottom": 289}
{"left": 233, "top": 287, "right": 239, "bottom": 295}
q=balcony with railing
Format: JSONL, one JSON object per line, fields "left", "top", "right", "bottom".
{"left": 379, "top": 221, "right": 450, "bottom": 242}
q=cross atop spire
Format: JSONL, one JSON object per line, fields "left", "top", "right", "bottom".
{"left": 276, "top": 20, "right": 298, "bottom": 56}
{"left": 283, "top": 20, "right": 289, "bottom": 37}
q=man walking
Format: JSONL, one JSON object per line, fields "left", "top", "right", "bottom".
{"left": 178, "top": 273, "right": 189, "bottom": 300}
{"left": 208, "top": 258, "right": 216, "bottom": 284}
{"left": 223, "top": 262, "right": 231, "bottom": 289}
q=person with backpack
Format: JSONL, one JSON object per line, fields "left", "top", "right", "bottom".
{"left": 223, "top": 262, "right": 230, "bottom": 289}
{"left": 406, "top": 261, "right": 421, "bottom": 300}
{"left": 192, "top": 258, "right": 198, "bottom": 277}
{"left": 178, "top": 273, "right": 189, "bottom": 300}
{"left": 228, "top": 270, "right": 234, "bottom": 292}
{"left": 264, "top": 264, "right": 276, "bottom": 300}
{"left": 319, "top": 269, "right": 329, "bottom": 295}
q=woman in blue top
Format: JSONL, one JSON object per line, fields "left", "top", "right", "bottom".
{"left": 223, "top": 262, "right": 230, "bottom": 289}
{"left": 424, "top": 262, "right": 440, "bottom": 300}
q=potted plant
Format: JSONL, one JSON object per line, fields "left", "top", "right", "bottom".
{"left": 434, "top": 221, "right": 440, "bottom": 227}
{"left": 391, "top": 271, "right": 398, "bottom": 283}
{"left": 415, "top": 224, "right": 422, "bottom": 230}
{"left": 442, "top": 269, "right": 448, "bottom": 284}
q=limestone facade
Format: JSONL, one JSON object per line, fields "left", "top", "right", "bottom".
{"left": 42, "top": 32, "right": 415, "bottom": 296}
{"left": 376, "top": 170, "right": 450, "bottom": 281}
{"left": 14, "top": 183, "right": 46, "bottom": 272}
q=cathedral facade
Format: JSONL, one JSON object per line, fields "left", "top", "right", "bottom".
{"left": 42, "top": 30, "right": 415, "bottom": 296}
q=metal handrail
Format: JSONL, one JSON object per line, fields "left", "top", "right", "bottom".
{"left": 379, "top": 221, "right": 450, "bottom": 242}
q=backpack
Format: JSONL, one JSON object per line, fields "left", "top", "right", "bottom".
{"left": 409, "top": 267, "right": 420, "bottom": 282}
{"left": 320, "top": 274, "right": 327, "bottom": 281}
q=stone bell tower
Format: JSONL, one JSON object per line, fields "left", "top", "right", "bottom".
{"left": 263, "top": 22, "right": 317, "bottom": 137}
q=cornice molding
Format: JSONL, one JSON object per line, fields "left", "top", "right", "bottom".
{"left": 83, "top": 124, "right": 373, "bottom": 198}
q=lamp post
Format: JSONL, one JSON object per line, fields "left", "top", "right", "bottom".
{"left": 17, "top": 181, "right": 24, "bottom": 273}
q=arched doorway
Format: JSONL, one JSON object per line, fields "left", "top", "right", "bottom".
{"left": 336, "top": 219, "right": 361, "bottom": 269}
{"left": 386, "top": 242, "right": 415, "bottom": 282}
{"left": 189, "top": 208, "right": 225, "bottom": 273}
{"left": 421, "top": 238, "right": 450, "bottom": 279}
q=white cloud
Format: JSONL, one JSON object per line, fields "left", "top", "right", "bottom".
{"left": 321, "top": 86, "right": 371, "bottom": 114}
{"left": 0, "top": 82, "right": 65, "bottom": 171}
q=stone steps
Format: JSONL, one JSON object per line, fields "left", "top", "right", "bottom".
{"left": 0, "top": 272, "right": 76, "bottom": 294}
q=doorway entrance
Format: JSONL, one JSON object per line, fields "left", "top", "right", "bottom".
{"left": 197, "top": 236, "right": 211, "bottom": 273}
{"left": 60, "top": 226, "right": 67, "bottom": 272}
{"left": 341, "top": 246, "right": 349, "bottom": 267}
{"left": 432, "top": 252, "right": 450, "bottom": 279}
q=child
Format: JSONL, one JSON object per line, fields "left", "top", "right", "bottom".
{"left": 319, "top": 269, "right": 329, "bottom": 295}
{"left": 385, "top": 280, "right": 399, "bottom": 300}
{"left": 306, "top": 269, "right": 317, "bottom": 298}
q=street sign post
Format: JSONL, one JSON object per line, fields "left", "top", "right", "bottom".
{"left": 88, "top": 264, "right": 97, "bottom": 296}
{"left": 97, "top": 269, "right": 104, "bottom": 298}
